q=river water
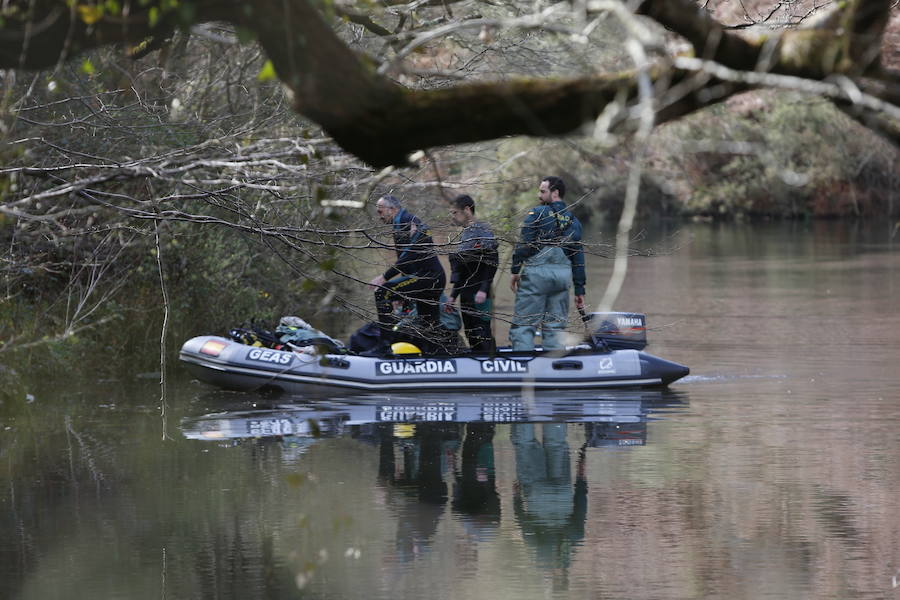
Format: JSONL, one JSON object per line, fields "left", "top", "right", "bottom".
{"left": 2, "top": 221, "right": 899, "bottom": 600}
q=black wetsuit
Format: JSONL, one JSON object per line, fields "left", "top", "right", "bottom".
{"left": 449, "top": 221, "right": 498, "bottom": 352}
{"left": 375, "top": 208, "right": 446, "bottom": 342}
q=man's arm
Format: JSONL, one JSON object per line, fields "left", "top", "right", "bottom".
{"left": 383, "top": 213, "right": 426, "bottom": 280}
{"left": 511, "top": 207, "right": 545, "bottom": 275}
{"left": 568, "top": 244, "right": 586, "bottom": 297}
{"left": 566, "top": 234, "right": 586, "bottom": 310}
{"left": 448, "top": 253, "right": 463, "bottom": 299}
{"left": 477, "top": 248, "right": 499, "bottom": 296}
{"left": 381, "top": 224, "right": 404, "bottom": 281}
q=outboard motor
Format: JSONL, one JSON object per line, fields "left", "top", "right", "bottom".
{"left": 585, "top": 312, "right": 647, "bottom": 351}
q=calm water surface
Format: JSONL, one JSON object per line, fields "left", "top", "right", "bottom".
{"left": 2, "top": 221, "right": 899, "bottom": 600}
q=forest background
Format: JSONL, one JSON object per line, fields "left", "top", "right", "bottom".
{"left": 1, "top": 0, "right": 899, "bottom": 391}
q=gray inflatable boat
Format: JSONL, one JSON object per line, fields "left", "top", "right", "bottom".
{"left": 179, "top": 312, "right": 689, "bottom": 394}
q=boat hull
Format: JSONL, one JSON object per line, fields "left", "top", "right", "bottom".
{"left": 179, "top": 336, "right": 689, "bottom": 394}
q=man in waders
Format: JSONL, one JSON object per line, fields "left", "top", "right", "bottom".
{"left": 509, "top": 176, "right": 586, "bottom": 351}
{"left": 445, "top": 194, "right": 499, "bottom": 352}
{"left": 368, "top": 195, "right": 447, "bottom": 347}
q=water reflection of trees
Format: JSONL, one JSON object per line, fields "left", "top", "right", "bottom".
{"left": 1, "top": 399, "right": 306, "bottom": 600}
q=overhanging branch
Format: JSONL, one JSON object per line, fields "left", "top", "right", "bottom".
{"left": 1, "top": 0, "right": 897, "bottom": 167}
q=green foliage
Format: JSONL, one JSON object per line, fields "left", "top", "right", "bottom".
{"left": 236, "top": 26, "right": 256, "bottom": 43}
{"left": 650, "top": 91, "right": 898, "bottom": 219}
{"left": 257, "top": 60, "right": 277, "bottom": 82}
{"left": 68, "top": 0, "right": 178, "bottom": 25}
{"left": 2, "top": 216, "right": 351, "bottom": 379}
{"left": 177, "top": 2, "right": 195, "bottom": 23}
{"left": 75, "top": 4, "right": 105, "bottom": 24}
{"left": 2, "top": 39, "right": 362, "bottom": 377}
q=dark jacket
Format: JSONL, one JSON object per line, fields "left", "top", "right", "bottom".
{"left": 382, "top": 208, "right": 445, "bottom": 281}
{"left": 450, "top": 221, "right": 499, "bottom": 298}
{"left": 511, "top": 200, "right": 586, "bottom": 295}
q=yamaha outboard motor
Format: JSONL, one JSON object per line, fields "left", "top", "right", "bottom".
{"left": 585, "top": 312, "right": 647, "bottom": 351}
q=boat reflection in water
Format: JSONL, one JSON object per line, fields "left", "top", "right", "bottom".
{"left": 181, "top": 390, "right": 686, "bottom": 590}
{"left": 181, "top": 389, "right": 685, "bottom": 448}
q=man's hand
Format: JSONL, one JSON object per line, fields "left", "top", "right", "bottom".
{"left": 574, "top": 294, "right": 585, "bottom": 310}
{"left": 510, "top": 274, "right": 520, "bottom": 292}
{"left": 443, "top": 295, "right": 458, "bottom": 313}
{"left": 368, "top": 274, "right": 387, "bottom": 289}
{"left": 474, "top": 290, "right": 487, "bottom": 304}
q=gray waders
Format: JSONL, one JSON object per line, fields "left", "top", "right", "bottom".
{"left": 509, "top": 246, "right": 572, "bottom": 351}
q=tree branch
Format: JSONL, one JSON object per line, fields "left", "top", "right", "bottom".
{"left": 630, "top": 0, "right": 763, "bottom": 68}
{"left": 1, "top": 0, "right": 897, "bottom": 167}
{"left": 334, "top": 7, "right": 393, "bottom": 37}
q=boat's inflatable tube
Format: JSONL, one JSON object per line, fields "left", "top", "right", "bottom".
{"left": 179, "top": 335, "right": 689, "bottom": 394}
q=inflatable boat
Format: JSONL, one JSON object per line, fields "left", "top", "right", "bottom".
{"left": 179, "top": 312, "right": 689, "bottom": 394}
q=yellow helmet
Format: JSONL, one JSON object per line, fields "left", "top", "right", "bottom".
{"left": 390, "top": 341, "right": 422, "bottom": 355}
{"left": 393, "top": 424, "right": 416, "bottom": 439}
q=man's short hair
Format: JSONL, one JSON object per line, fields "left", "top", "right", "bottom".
{"left": 541, "top": 176, "right": 566, "bottom": 198}
{"left": 378, "top": 194, "right": 401, "bottom": 208}
{"left": 451, "top": 194, "right": 475, "bottom": 213}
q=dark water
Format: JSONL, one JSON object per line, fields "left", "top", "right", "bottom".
{"left": 3, "top": 221, "right": 899, "bottom": 600}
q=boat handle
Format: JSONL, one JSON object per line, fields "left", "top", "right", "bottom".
{"left": 319, "top": 356, "right": 351, "bottom": 369}
{"left": 552, "top": 360, "right": 583, "bottom": 370}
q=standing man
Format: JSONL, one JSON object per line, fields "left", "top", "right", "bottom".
{"left": 445, "top": 194, "right": 498, "bottom": 352}
{"left": 509, "top": 176, "right": 586, "bottom": 351}
{"left": 369, "top": 195, "right": 446, "bottom": 343}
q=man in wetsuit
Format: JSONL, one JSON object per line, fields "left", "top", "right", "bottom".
{"left": 369, "top": 195, "right": 447, "bottom": 345}
{"left": 445, "top": 194, "right": 498, "bottom": 352}
{"left": 509, "top": 176, "right": 586, "bottom": 351}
